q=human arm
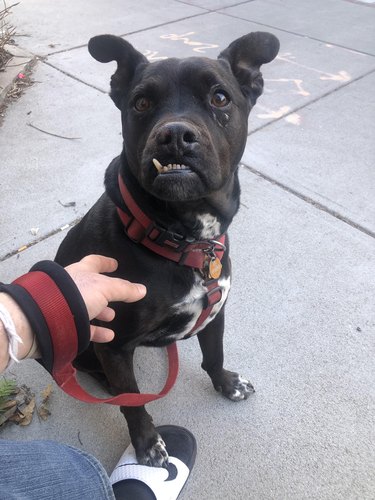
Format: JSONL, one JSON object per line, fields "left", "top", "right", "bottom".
{"left": 0, "top": 255, "right": 146, "bottom": 373}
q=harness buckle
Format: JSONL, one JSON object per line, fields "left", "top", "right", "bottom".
{"left": 145, "top": 222, "right": 194, "bottom": 251}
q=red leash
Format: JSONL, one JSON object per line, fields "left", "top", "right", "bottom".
{"left": 53, "top": 343, "right": 179, "bottom": 406}
{"left": 12, "top": 269, "right": 179, "bottom": 407}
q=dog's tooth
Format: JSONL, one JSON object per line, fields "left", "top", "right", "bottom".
{"left": 152, "top": 158, "right": 163, "bottom": 173}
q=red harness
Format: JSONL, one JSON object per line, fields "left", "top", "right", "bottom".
{"left": 116, "top": 173, "right": 226, "bottom": 337}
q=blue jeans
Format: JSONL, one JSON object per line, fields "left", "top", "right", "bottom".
{"left": 0, "top": 440, "right": 115, "bottom": 500}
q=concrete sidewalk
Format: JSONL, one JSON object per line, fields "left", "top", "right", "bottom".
{"left": 1, "top": 1, "right": 374, "bottom": 499}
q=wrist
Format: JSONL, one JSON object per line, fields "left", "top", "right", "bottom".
{"left": 0, "top": 313, "right": 9, "bottom": 372}
{"left": 0, "top": 292, "right": 39, "bottom": 360}
{"left": 0, "top": 293, "right": 40, "bottom": 373}
{"left": 0, "top": 260, "right": 90, "bottom": 378}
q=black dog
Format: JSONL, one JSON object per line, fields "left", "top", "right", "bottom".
{"left": 55, "top": 31, "right": 279, "bottom": 466}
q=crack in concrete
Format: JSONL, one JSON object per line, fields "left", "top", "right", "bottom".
{"left": 175, "top": 0, "right": 254, "bottom": 12}
{"left": 0, "top": 218, "right": 82, "bottom": 263}
{"left": 220, "top": 11, "right": 375, "bottom": 58}
{"left": 241, "top": 163, "right": 375, "bottom": 240}
{"left": 43, "top": 60, "right": 107, "bottom": 93}
{"left": 248, "top": 67, "right": 375, "bottom": 136}
{"left": 40, "top": 12, "right": 208, "bottom": 58}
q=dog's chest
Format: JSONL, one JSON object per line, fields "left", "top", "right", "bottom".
{"left": 171, "top": 272, "right": 231, "bottom": 340}
{"left": 139, "top": 212, "right": 230, "bottom": 344}
{"left": 195, "top": 213, "right": 221, "bottom": 239}
{"left": 170, "top": 212, "right": 229, "bottom": 339}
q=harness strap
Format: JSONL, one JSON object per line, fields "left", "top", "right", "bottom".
{"left": 184, "top": 280, "right": 223, "bottom": 338}
{"left": 117, "top": 174, "right": 226, "bottom": 268}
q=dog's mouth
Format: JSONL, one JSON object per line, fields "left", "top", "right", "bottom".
{"left": 152, "top": 158, "right": 193, "bottom": 175}
{"left": 147, "top": 156, "right": 207, "bottom": 201}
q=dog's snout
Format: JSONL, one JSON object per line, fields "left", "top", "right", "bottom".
{"left": 156, "top": 122, "right": 198, "bottom": 151}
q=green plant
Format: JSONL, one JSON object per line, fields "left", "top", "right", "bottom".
{"left": 0, "top": 377, "right": 17, "bottom": 412}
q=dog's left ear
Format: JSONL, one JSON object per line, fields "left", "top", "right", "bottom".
{"left": 219, "top": 32, "right": 279, "bottom": 105}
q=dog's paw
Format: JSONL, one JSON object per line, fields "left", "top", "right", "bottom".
{"left": 137, "top": 433, "right": 169, "bottom": 467}
{"left": 213, "top": 369, "right": 255, "bottom": 401}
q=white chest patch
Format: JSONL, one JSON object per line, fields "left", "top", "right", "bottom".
{"left": 196, "top": 213, "right": 221, "bottom": 239}
{"left": 172, "top": 272, "right": 231, "bottom": 339}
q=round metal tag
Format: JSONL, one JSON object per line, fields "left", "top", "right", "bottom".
{"left": 209, "top": 257, "right": 222, "bottom": 279}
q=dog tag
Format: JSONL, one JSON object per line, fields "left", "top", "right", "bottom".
{"left": 209, "top": 257, "right": 222, "bottom": 279}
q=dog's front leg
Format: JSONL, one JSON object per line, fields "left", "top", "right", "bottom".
{"left": 198, "top": 307, "right": 255, "bottom": 401}
{"left": 94, "top": 343, "right": 168, "bottom": 467}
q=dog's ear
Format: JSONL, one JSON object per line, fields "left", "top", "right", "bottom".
{"left": 88, "top": 35, "right": 148, "bottom": 108}
{"left": 219, "top": 32, "right": 279, "bottom": 105}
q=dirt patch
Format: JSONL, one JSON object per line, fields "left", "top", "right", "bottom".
{"left": 0, "top": 2, "right": 16, "bottom": 70}
{"left": 3, "top": 54, "right": 36, "bottom": 98}
{"left": 0, "top": 55, "right": 36, "bottom": 124}
{"left": 0, "top": 2, "right": 36, "bottom": 124}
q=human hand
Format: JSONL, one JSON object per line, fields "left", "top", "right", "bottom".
{"left": 64, "top": 255, "right": 146, "bottom": 343}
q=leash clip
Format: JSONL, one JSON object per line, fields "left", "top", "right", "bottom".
{"left": 203, "top": 239, "right": 226, "bottom": 260}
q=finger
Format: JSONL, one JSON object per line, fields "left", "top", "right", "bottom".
{"left": 96, "top": 306, "right": 115, "bottom": 322}
{"left": 80, "top": 255, "right": 119, "bottom": 274}
{"left": 99, "top": 276, "right": 147, "bottom": 303}
{"left": 90, "top": 324, "right": 115, "bottom": 343}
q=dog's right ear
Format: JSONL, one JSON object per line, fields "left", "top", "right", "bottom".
{"left": 88, "top": 35, "right": 148, "bottom": 108}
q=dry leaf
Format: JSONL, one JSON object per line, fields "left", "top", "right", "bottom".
{"left": 0, "top": 383, "right": 38, "bottom": 427}
{"left": 37, "top": 405, "right": 51, "bottom": 421}
{"left": 41, "top": 384, "right": 53, "bottom": 403}
{"left": 18, "top": 397, "right": 36, "bottom": 426}
{"left": 0, "top": 405, "right": 18, "bottom": 426}
{"left": 8, "top": 411, "right": 23, "bottom": 424}
{"left": 36, "top": 384, "right": 53, "bottom": 421}
{"left": 1, "top": 399, "right": 17, "bottom": 410}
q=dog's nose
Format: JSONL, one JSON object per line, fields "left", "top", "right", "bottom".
{"left": 156, "top": 121, "right": 198, "bottom": 151}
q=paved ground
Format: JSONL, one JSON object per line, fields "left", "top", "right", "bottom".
{"left": 1, "top": 1, "right": 374, "bottom": 499}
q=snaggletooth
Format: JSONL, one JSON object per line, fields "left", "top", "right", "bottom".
{"left": 152, "top": 158, "right": 163, "bottom": 173}
{"left": 153, "top": 159, "right": 191, "bottom": 174}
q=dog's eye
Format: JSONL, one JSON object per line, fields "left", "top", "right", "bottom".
{"left": 134, "top": 96, "right": 152, "bottom": 112}
{"left": 211, "top": 90, "right": 230, "bottom": 108}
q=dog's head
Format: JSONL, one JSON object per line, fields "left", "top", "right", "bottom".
{"left": 89, "top": 32, "right": 279, "bottom": 202}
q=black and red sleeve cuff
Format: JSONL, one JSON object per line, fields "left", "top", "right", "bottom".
{"left": 0, "top": 261, "right": 90, "bottom": 376}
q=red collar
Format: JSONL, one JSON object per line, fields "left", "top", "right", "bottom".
{"left": 116, "top": 173, "right": 226, "bottom": 278}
